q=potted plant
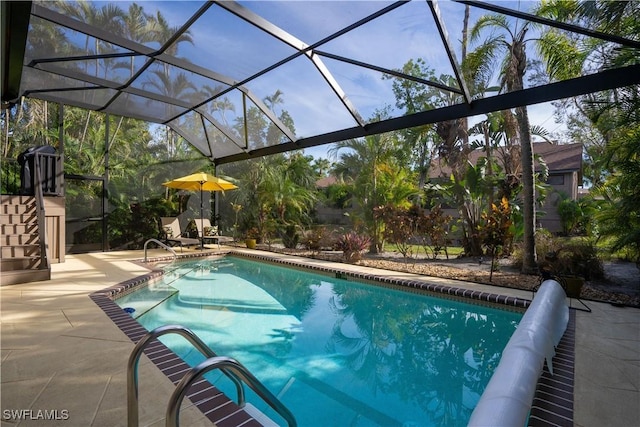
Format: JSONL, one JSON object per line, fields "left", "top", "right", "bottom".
{"left": 245, "top": 227, "right": 259, "bottom": 249}
{"left": 543, "top": 249, "right": 586, "bottom": 298}
{"left": 562, "top": 275, "right": 585, "bottom": 299}
{"left": 335, "top": 231, "right": 371, "bottom": 263}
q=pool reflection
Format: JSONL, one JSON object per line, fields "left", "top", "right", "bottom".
{"left": 127, "top": 256, "right": 520, "bottom": 427}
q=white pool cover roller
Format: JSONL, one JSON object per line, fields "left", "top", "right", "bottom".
{"left": 468, "top": 280, "right": 569, "bottom": 427}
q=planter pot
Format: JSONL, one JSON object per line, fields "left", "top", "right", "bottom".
{"left": 562, "top": 276, "right": 584, "bottom": 298}
{"left": 245, "top": 238, "right": 257, "bottom": 249}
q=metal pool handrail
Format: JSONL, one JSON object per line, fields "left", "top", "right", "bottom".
{"left": 166, "top": 356, "right": 297, "bottom": 427}
{"left": 144, "top": 238, "right": 177, "bottom": 263}
{"left": 127, "top": 325, "right": 245, "bottom": 427}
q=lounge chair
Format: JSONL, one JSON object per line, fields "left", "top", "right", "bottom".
{"left": 194, "top": 218, "right": 234, "bottom": 248}
{"left": 160, "top": 217, "right": 200, "bottom": 251}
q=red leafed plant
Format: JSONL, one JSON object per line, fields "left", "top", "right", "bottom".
{"left": 335, "top": 231, "right": 371, "bottom": 263}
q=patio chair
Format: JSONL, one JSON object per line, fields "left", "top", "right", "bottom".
{"left": 160, "top": 217, "right": 200, "bottom": 251}
{"left": 194, "top": 218, "right": 234, "bottom": 248}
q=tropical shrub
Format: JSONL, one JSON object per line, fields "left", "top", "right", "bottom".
{"left": 554, "top": 239, "right": 604, "bottom": 280}
{"left": 302, "top": 226, "right": 337, "bottom": 251}
{"left": 281, "top": 224, "right": 300, "bottom": 249}
{"left": 334, "top": 231, "right": 371, "bottom": 263}
{"left": 325, "top": 183, "right": 352, "bottom": 208}
{"left": 417, "top": 205, "right": 452, "bottom": 259}
{"left": 480, "top": 197, "right": 514, "bottom": 277}
{"left": 557, "top": 195, "right": 582, "bottom": 235}
{"left": 375, "top": 204, "right": 416, "bottom": 262}
{"left": 512, "top": 232, "right": 603, "bottom": 280}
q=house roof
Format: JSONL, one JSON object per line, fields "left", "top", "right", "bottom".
{"left": 316, "top": 175, "right": 339, "bottom": 189}
{"left": 2, "top": 2, "right": 639, "bottom": 166}
{"left": 533, "top": 142, "right": 583, "bottom": 173}
{"left": 430, "top": 142, "right": 583, "bottom": 179}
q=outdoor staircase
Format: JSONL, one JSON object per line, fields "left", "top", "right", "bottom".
{"left": 1, "top": 195, "right": 51, "bottom": 285}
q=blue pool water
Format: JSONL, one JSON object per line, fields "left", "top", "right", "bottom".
{"left": 117, "top": 256, "right": 522, "bottom": 426}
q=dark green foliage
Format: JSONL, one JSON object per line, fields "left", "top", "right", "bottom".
{"left": 301, "top": 226, "right": 338, "bottom": 251}
{"left": 107, "top": 197, "right": 177, "bottom": 249}
{"left": 555, "top": 239, "right": 604, "bottom": 280}
{"left": 325, "top": 183, "right": 351, "bottom": 209}
{"left": 512, "top": 231, "right": 603, "bottom": 280}
{"left": 281, "top": 224, "right": 300, "bottom": 249}
{"left": 557, "top": 196, "right": 582, "bottom": 236}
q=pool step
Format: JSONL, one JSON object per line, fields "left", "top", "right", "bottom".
{"left": 244, "top": 403, "right": 279, "bottom": 427}
{"left": 123, "top": 324, "right": 296, "bottom": 427}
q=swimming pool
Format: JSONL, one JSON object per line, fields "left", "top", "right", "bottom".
{"left": 116, "top": 256, "right": 522, "bottom": 426}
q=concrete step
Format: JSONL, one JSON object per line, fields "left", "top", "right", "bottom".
{"left": 0, "top": 195, "right": 36, "bottom": 206}
{"left": 1, "top": 245, "right": 41, "bottom": 258}
{"left": 1, "top": 268, "right": 50, "bottom": 286}
{"left": 0, "top": 223, "right": 37, "bottom": 235}
{"left": 1, "top": 202, "right": 35, "bottom": 215}
{"left": 2, "top": 234, "right": 38, "bottom": 246}
{"left": 0, "top": 212, "right": 37, "bottom": 225}
{"left": 1, "top": 257, "right": 41, "bottom": 271}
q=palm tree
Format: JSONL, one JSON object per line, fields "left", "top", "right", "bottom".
{"left": 535, "top": 1, "right": 640, "bottom": 262}
{"left": 469, "top": 14, "right": 538, "bottom": 273}
{"left": 202, "top": 85, "right": 236, "bottom": 127}
{"left": 330, "top": 133, "right": 417, "bottom": 253}
{"left": 56, "top": 1, "right": 125, "bottom": 76}
{"left": 145, "top": 9, "right": 194, "bottom": 54}
{"left": 143, "top": 70, "right": 197, "bottom": 157}
{"left": 261, "top": 165, "right": 316, "bottom": 224}
{"left": 263, "top": 90, "right": 295, "bottom": 146}
{"left": 116, "top": 3, "right": 162, "bottom": 83}
{"left": 55, "top": 1, "right": 127, "bottom": 148}
{"left": 312, "top": 157, "right": 332, "bottom": 177}
{"left": 264, "top": 90, "right": 284, "bottom": 115}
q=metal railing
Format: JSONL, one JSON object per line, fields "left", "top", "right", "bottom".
{"left": 32, "top": 154, "right": 50, "bottom": 271}
{"left": 1, "top": 152, "right": 63, "bottom": 196}
{"left": 127, "top": 325, "right": 245, "bottom": 427}
{"left": 144, "top": 238, "right": 177, "bottom": 263}
{"left": 127, "top": 325, "right": 296, "bottom": 427}
{"left": 34, "top": 152, "right": 63, "bottom": 196}
{"left": 166, "top": 355, "right": 297, "bottom": 427}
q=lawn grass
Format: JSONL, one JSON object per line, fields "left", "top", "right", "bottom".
{"left": 382, "top": 243, "right": 465, "bottom": 258}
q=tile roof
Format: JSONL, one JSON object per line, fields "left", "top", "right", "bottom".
{"left": 430, "top": 142, "right": 583, "bottom": 179}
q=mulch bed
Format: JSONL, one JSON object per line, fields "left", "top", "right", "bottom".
{"left": 257, "top": 245, "right": 640, "bottom": 308}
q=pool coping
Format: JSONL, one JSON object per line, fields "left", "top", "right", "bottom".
{"left": 89, "top": 269, "right": 262, "bottom": 427}
{"left": 89, "top": 250, "right": 575, "bottom": 426}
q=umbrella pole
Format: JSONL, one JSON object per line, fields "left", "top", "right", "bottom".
{"left": 200, "top": 184, "right": 204, "bottom": 250}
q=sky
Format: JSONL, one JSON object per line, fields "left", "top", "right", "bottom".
{"left": 84, "top": 1, "right": 569, "bottom": 161}
{"left": 302, "top": 100, "right": 567, "bottom": 161}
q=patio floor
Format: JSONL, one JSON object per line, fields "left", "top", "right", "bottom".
{"left": 1, "top": 247, "right": 638, "bottom": 426}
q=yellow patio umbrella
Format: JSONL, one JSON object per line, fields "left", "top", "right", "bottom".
{"left": 162, "top": 172, "right": 238, "bottom": 249}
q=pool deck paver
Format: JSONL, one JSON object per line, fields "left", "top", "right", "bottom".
{"left": 1, "top": 248, "right": 638, "bottom": 426}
